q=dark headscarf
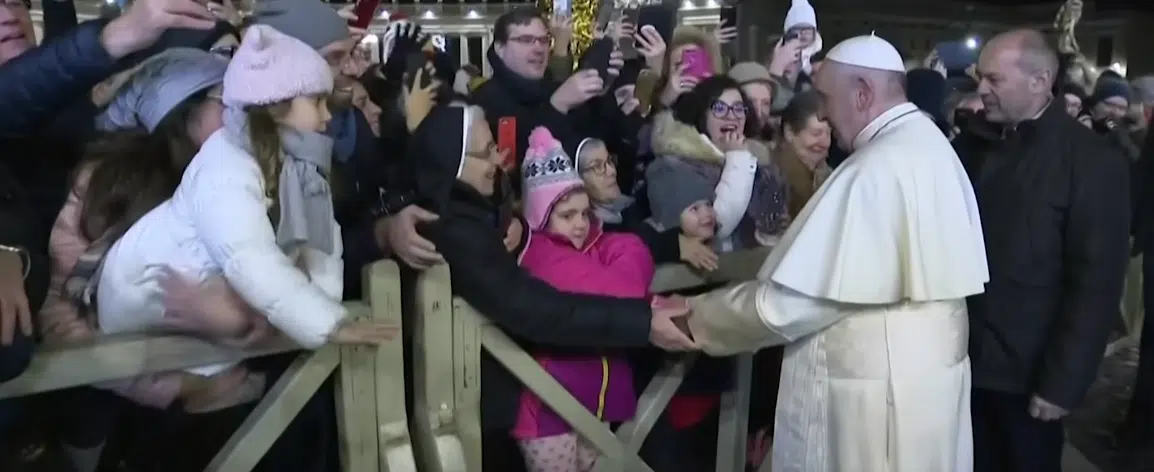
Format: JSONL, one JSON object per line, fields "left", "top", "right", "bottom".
{"left": 409, "top": 105, "right": 469, "bottom": 212}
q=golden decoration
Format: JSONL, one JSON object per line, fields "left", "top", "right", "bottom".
{"left": 539, "top": 0, "right": 598, "bottom": 66}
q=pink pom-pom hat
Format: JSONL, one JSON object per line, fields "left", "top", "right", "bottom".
{"left": 521, "top": 126, "right": 584, "bottom": 230}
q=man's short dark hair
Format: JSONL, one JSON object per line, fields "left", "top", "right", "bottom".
{"left": 493, "top": 7, "right": 546, "bottom": 44}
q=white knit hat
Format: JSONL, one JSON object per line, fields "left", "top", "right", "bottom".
{"left": 222, "top": 25, "right": 334, "bottom": 107}
{"left": 784, "top": 0, "right": 817, "bottom": 31}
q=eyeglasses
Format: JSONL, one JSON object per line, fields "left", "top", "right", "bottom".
{"left": 579, "top": 155, "right": 617, "bottom": 176}
{"left": 209, "top": 45, "right": 238, "bottom": 58}
{"left": 465, "top": 141, "right": 499, "bottom": 161}
{"left": 711, "top": 100, "right": 747, "bottom": 119}
{"left": 507, "top": 35, "right": 552, "bottom": 47}
{"left": 2, "top": 0, "right": 30, "bottom": 9}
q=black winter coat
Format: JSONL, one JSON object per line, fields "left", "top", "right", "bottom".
{"left": 953, "top": 102, "right": 1131, "bottom": 409}
{"left": 408, "top": 106, "right": 653, "bottom": 431}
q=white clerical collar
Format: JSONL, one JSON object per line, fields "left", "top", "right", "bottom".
{"left": 851, "top": 102, "right": 920, "bottom": 151}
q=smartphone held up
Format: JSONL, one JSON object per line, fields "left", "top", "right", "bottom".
{"left": 348, "top": 0, "right": 381, "bottom": 30}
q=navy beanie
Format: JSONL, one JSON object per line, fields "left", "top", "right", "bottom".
{"left": 1093, "top": 79, "right": 1132, "bottom": 104}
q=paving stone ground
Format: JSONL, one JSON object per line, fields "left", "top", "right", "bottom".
{"left": 1066, "top": 338, "right": 1154, "bottom": 472}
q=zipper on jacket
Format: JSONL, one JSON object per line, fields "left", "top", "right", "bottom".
{"left": 596, "top": 356, "right": 609, "bottom": 419}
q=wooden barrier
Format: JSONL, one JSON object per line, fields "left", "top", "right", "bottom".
{"left": 0, "top": 260, "right": 412, "bottom": 472}
{"left": 408, "top": 247, "right": 771, "bottom": 472}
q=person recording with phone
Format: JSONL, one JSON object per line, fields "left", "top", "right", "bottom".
{"left": 1085, "top": 79, "right": 1142, "bottom": 160}
{"left": 472, "top": 7, "right": 628, "bottom": 190}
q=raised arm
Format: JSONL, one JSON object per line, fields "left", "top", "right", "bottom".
{"left": 431, "top": 217, "right": 652, "bottom": 348}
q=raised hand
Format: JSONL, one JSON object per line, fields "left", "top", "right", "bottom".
{"left": 660, "top": 63, "right": 698, "bottom": 107}
{"left": 404, "top": 65, "right": 441, "bottom": 132}
{"left": 551, "top": 14, "right": 573, "bottom": 55}
{"left": 635, "top": 25, "right": 666, "bottom": 72}
{"left": 551, "top": 69, "right": 605, "bottom": 113}
{"left": 100, "top": 0, "right": 216, "bottom": 59}
{"left": 713, "top": 25, "right": 738, "bottom": 44}
{"left": 767, "top": 37, "right": 803, "bottom": 77}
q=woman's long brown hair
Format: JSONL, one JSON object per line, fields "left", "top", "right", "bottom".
{"left": 79, "top": 90, "right": 208, "bottom": 241}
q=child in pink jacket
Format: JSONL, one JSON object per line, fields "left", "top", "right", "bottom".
{"left": 514, "top": 127, "right": 655, "bottom": 472}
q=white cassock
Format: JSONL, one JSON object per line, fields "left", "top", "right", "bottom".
{"left": 688, "top": 102, "right": 989, "bottom": 472}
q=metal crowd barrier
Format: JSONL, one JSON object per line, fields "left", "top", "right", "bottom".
{"left": 0, "top": 260, "right": 411, "bottom": 472}
{"left": 407, "top": 247, "right": 771, "bottom": 472}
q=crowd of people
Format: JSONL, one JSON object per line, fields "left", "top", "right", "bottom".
{"left": 0, "top": 0, "right": 1150, "bottom": 470}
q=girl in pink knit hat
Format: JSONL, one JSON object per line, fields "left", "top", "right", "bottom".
{"left": 513, "top": 126, "right": 655, "bottom": 471}
{"left": 94, "top": 25, "right": 398, "bottom": 396}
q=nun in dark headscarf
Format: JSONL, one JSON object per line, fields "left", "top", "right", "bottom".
{"left": 408, "top": 103, "right": 659, "bottom": 470}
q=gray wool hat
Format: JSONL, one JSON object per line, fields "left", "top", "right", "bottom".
{"left": 252, "top": 0, "right": 350, "bottom": 51}
{"left": 96, "top": 48, "right": 228, "bottom": 133}
{"left": 646, "top": 157, "right": 716, "bottom": 230}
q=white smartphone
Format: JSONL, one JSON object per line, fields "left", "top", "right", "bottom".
{"left": 554, "top": 0, "right": 571, "bottom": 17}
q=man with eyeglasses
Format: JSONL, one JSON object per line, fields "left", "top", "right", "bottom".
{"left": 472, "top": 6, "right": 625, "bottom": 190}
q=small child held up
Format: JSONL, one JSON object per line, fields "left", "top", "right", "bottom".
{"left": 513, "top": 127, "right": 655, "bottom": 472}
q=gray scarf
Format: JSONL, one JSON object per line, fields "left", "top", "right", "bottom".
{"left": 593, "top": 195, "right": 634, "bottom": 224}
{"left": 222, "top": 105, "right": 336, "bottom": 254}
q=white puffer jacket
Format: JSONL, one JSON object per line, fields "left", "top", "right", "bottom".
{"left": 96, "top": 129, "right": 345, "bottom": 349}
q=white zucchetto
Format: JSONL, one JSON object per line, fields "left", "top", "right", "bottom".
{"left": 824, "top": 34, "right": 906, "bottom": 73}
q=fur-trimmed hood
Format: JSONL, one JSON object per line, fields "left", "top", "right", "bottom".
{"left": 649, "top": 110, "right": 770, "bottom": 165}
{"left": 670, "top": 25, "right": 725, "bottom": 76}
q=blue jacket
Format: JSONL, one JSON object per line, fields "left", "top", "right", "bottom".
{"left": 0, "top": 20, "right": 119, "bottom": 384}
{"left": 0, "top": 20, "right": 116, "bottom": 138}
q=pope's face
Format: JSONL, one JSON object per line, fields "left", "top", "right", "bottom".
{"left": 811, "top": 65, "right": 857, "bottom": 151}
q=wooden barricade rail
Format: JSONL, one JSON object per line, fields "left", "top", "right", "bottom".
{"left": 0, "top": 260, "right": 411, "bottom": 472}
{"left": 408, "top": 247, "right": 771, "bottom": 472}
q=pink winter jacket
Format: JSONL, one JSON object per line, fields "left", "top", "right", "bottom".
{"left": 38, "top": 166, "right": 183, "bottom": 408}
{"left": 512, "top": 223, "right": 655, "bottom": 438}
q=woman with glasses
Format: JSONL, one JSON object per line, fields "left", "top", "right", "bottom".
{"left": 647, "top": 75, "right": 790, "bottom": 254}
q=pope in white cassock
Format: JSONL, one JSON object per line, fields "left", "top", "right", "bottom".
{"left": 684, "top": 35, "right": 989, "bottom": 471}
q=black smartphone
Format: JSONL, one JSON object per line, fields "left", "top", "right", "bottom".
{"left": 783, "top": 30, "right": 800, "bottom": 43}
{"left": 618, "top": 8, "right": 641, "bottom": 59}
{"left": 581, "top": 37, "right": 615, "bottom": 86}
{"left": 719, "top": 6, "right": 737, "bottom": 29}
{"left": 405, "top": 52, "right": 433, "bottom": 90}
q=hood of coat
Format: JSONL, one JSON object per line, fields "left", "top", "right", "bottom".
{"left": 410, "top": 104, "right": 474, "bottom": 213}
{"left": 670, "top": 26, "right": 725, "bottom": 76}
{"left": 650, "top": 110, "right": 770, "bottom": 166}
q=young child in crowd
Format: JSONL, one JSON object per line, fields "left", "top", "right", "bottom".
{"left": 94, "top": 26, "right": 395, "bottom": 391}
{"left": 647, "top": 177, "right": 718, "bottom": 250}
{"left": 514, "top": 127, "right": 655, "bottom": 472}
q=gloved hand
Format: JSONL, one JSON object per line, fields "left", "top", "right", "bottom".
{"left": 381, "top": 18, "right": 428, "bottom": 80}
